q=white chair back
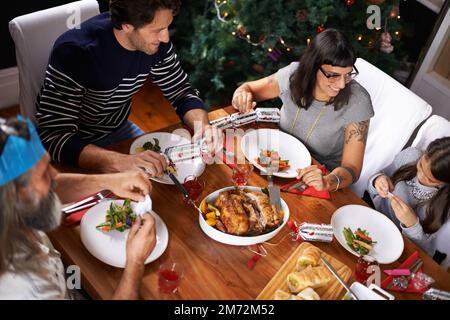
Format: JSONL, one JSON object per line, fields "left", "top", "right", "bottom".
{"left": 352, "top": 58, "right": 432, "bottom": 197}
{"left": 412, "top": 115, "right": 450, "bottom": 152}
{"left": 9, "top": 0, "right": 99, "bottom": 123}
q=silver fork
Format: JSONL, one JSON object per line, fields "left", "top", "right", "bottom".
{"left": 62, "top": 191, "right": 109, "bottom": 216}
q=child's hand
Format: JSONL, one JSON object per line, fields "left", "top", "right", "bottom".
{"left": 374, "top": 175, "right": 394, "bottom": 198}
{"left": 389, "top": 194, "right": 419, "bottom": 228}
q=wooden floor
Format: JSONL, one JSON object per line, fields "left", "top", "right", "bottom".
{"left": 0, "top": 80, "right": 181, "bottom": 131}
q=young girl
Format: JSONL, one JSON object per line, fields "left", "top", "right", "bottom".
{"left": 368, "top": 137, "right": 450, "bottom": 269}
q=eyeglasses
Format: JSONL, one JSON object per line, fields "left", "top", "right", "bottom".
{"left": 319, "top": 66, "right": 359, "bottom": 83}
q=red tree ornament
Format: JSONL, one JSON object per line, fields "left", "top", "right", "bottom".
{"left": 317, "top": 24, "right": 325, "bottom": 33}
{"left": 343, "top": 0, "right": 356, "bottom": 8}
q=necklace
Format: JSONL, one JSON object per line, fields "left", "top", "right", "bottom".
{"left": 290, "top": 106, "right": 327, "bottom": 143}
{"left": 405, "top": 179, "right": 438, "bottom": 201}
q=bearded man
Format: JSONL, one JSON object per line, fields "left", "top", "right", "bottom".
{"left": 0, "top": 116, "right": 156, "bottom": 299}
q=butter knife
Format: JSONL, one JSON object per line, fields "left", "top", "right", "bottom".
{"left": 321, "top": 256, "right": 359, "bottom": 300}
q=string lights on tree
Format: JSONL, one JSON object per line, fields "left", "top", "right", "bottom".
{"left": 174, "top": 0, "right": 409, "bottom": 106}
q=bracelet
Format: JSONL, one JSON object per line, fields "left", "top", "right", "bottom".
{"left": 329, "top": 173, "right": 340, "bottom": 192}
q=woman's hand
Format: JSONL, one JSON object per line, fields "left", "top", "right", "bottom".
{"left": 232, "top": 89, "right": 257, "bottom": 113}
{"left": 389, "top": 194, "right": 419, "bottom": 228}
{"left": 297, "top": 165, "right": 325, "bottom": 190}
{"left": 374, "top": 175, "right": 394, "bottom": 198}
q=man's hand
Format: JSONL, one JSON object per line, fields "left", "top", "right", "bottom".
{"left": 105, "top": 171, "right": 152, "bottom": 202}
{"left": 232, "top": 90, "right": 257, "bottom": 113}
{"left": 374, "top": 175, "right": 394, "bottom": 198}
{"left": 296, "top": 165, "right": 325, "bottom": 190}
{"left": 193, "top": 124, "right": 223, "bottom": 157}
{"left": 127, "top": 151, "right": 167, "bottom": 178}
{"left": 389, "top": 194, "right": 419, "bottom": 228}
{"left": 126, "top": 214, "right": 157, "bottom": 265}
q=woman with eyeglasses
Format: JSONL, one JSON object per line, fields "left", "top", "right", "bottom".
{"left": 232, "top": 29, "right": 373, "bottom": 192}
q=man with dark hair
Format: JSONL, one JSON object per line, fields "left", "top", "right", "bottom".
{"left": 36, "top": 0, "right": 220, "bottom": 176}
{"left": 0, "top": 117, "right": 156, "bottom": 299}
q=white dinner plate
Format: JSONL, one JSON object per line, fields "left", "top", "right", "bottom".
{"left": 198, "top": 186, "right": 290, "bottom": 246}
{"left": 331, "top": 204, "right": 404, "bottom": 264}
{"left": 241, "top": 129, "right": 311, "bottom": 178}
{"left": 80, "top": 200, "right": 169, "bottom": 268}
{"left": 130, "top": 132, "right": 206, "bottom": 185}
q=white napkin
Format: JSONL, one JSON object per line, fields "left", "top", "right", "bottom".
{"left": 132, "top": 194, "right": 152, "bottom": 217}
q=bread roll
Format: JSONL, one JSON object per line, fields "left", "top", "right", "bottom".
{"left": 297, "top": 287, "right": 320, "bottom": 300}
{"left": 296, "top": 246, "right": 321, "bottom": 270}
{"left": 286, "top": 266, "right": 331, "bottom": 293}
{"left": 273, "top": 289, "right": 303, "bottom": 300}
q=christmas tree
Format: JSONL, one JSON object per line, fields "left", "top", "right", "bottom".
{"left": 172, "top": 0, "right": 410, "bottom": 107}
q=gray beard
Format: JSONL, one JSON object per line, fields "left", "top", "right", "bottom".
{"left": 20, "top": 191, "right": 63, "bottom": 232}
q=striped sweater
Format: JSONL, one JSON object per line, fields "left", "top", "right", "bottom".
{"left": 36, "top": 12, "right": 204, "bottom": 166}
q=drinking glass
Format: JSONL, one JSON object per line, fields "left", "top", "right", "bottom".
{"left": 354, "top": 255, "right": 379, "bottom": 285}
{"left": 182, "top": 175, "right": 205, "bottom": 204}
{"left": 158, "top": 261, "right": 184, "bottom": 293}
{"left": 231, "top": 163, "right": 254, "bottom": 186}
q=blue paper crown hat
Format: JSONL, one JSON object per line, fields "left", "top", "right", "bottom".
{"left": 0, "top": 116, "right": 46, "bottom": 186}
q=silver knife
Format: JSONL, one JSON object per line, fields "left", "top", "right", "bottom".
{"left": 320, "top": 256, "right": 359, "bottom": 300}
{"left": 285, "top": 180, "right": 308, "bottom": 192}
{"left": 266, "top": 160, "right": 282, "bottom": 212}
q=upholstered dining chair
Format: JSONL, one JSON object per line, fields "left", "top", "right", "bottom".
{"left": 411, "top": 115, "right": 450, "bottom": 151}
{"left": 8, "top": 0, "right": 100, "bottom": 124}
{"left": 351, "top": 58, "right": 432, "bottom": 198}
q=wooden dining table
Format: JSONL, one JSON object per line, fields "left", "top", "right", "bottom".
{"left": 48, "top": 107, "right": 450, "bottom": 300}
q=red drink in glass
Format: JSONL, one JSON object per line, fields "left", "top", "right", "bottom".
{"left": 158, "top": 269, "right": 181, "bottom": 293}
{"left": 232, "top": 171, "right": 247, "bottom": 185}
{"left": 183, "top": 176, "right": 205, "bottom": 203}
{"left": 354, "top": 255, "right": 378, "bottom": 284}
{"left": 158, "top": 262, "right": 184, "bottom": 293}
{"left": 231, "top": 163, "right": 254, "bottom": 186}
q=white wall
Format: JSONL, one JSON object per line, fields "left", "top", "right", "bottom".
{"left": 0, "top": 67, "right": 19, "bottom": 109}
{"left": 411, "top": 5, "right": 450, "bottom": 120}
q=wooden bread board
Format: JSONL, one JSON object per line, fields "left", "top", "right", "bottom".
{"left": 257, "top": 242, "right": 352, "bottom": 300}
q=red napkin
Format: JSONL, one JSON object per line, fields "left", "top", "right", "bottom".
{"left": 280, "top": 165, "right": 330, "bottom": 199}
{"left": 381, "top": 251, "right": 425, "bottom": 293}
{"left": 64, "top": 191, "right": 115, "bottom": 227}
{"left": 65, "top": 207, "right": 91, "bottom": 227}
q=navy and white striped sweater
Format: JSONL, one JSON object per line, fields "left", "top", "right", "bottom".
{"left": 36, "top": 12, "right": 204, "bottom": 166}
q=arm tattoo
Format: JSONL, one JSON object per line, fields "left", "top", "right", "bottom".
{"left": 342, "top": 166, "right": 358, "bottom": 184}
{"left": 345, "top": 120, "right": 369, "bottom": 144}
{"left": 266, "top": 75, "right": 275, "bottom": 84}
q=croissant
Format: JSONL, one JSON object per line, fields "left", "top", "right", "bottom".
{"left": 296, "top": 246, "right": 322, "bottom": 270}
{"left": 286, "top": 266, "right": 331, "bottom": 293}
